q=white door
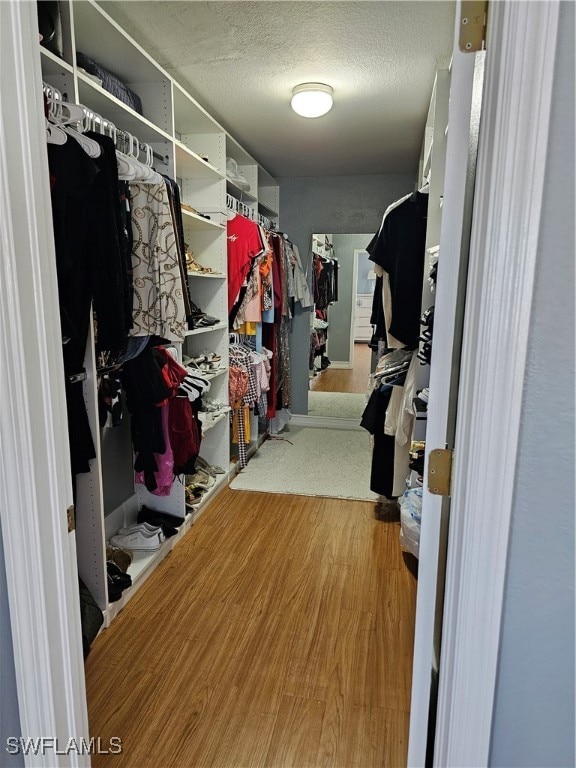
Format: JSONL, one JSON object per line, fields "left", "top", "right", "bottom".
{"left": 407, "top": 15, "right": 486, "bottom": 767}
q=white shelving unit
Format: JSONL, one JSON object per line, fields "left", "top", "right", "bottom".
{"left": 40, "top": 0, "right": 280, "bottom": 626}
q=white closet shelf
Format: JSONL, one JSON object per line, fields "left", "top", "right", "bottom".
{"left": 186, "top": 270, "right": 225, "bottom": 279}
{"left": 76, "top": 73, "right": 172, "bottom": 144}
{"left": 175, "top": 141, "right": 223, "bottom": 180}
{"left": 181, "top": 208, "right": 224, "bottom": 231}
{"left": 200, "top": 411, "right": 229, "bottom": 435}
{"left": 184, "top": 321, "right": 228, "bottom": 337}
{"left": 74, "top": 0, "right": 168, "bottom": 85}
{"left": 204, "top": 367, "right": 228, "bottom": 381}
{"left": 173, "top": 82, "right": 222, "bottom": 136}
{"left": 226, "top": 133, "right": 255, "bottom": 166}
{"left": 39, "top": 47, "right": 74, "bottom": 75}
{"left": 226, "top": 178, "right": 257, "bottom": 204}
{"left": 258, "top": 200, "right": 279, "bottom": 218}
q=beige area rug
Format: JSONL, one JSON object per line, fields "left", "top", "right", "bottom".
{"left": 307, "top": 391, "right": 367, "bottom": 420}
{"left": 230, "top": 426, "right": 378, "bottom": 501}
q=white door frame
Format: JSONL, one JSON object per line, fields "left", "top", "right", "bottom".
{"left": 407, "top": 26, "right": 479, "bottom": 767}
{"left": 0, "top": 1, "right": 561, "bottom": 766}
{"left": 412, "top": 1, "right": 560, "bottom": 765}
{"left": 0, "top": 3, "right": 90, "bottom": 766}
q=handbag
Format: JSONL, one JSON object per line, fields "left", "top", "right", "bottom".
{"left": 37, "top": 1, "right": 63, "bottom": 58}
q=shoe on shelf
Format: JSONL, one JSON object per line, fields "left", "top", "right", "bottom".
{"left": 195, "top": 456, "right": 226, "bottom": 476}
{"left": 106, "top": 561, "right": 132, "bottom": 590}
{"left": 185, "top": 485, "right": 206, "bottom": 509}
{"left": 186, "top": 468, "right": 215, "bottom": 488}
{"left": 137, "top": 506, "right": 183, "bottom": 537}
{"left": 117, "top": 522, "right": 163, "bottom": 537}
{"left": 418, "top": 388, "right": 429, "bottom": 403}
{"left": 106, "top": 545, "right": 132, "bottom": 572}
{"left": 201, "top": 397, "right": 231, "bottom": 414}
{"left": 110, "top": 529, "right": 162, "bottom": 552}
{"left": 194, "top": 314, "right": 221, "bottom": 328}
{"left": 198, "top": 351, "right": 222, "bottom": 363}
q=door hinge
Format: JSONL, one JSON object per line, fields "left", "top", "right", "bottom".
{"left": 67, "top": 504, "right": 76, "bottom": 533}
{"left": 459, "top": 1, "right": 488, "bottom": 52}
{"left": 427, "top": 449, "right": 454, "bottom": 496}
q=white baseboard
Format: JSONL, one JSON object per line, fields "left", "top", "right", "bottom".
{"left": 291, "top": 414, "right": 363, "bottom": 431}
{"left": 327, "top": 361, "right": 352, "bottom": 369}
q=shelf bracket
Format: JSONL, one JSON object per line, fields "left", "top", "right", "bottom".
{"left": 459, "top": 1, "right": 488, "bottom": 52}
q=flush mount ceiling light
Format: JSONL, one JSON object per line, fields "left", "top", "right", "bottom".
{"left": 291, "top": 83, "right": 333, "bottom": 118}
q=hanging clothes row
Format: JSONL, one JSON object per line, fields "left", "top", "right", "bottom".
{"left": 309, "top": 252, "right": 339, "bottom": 373}
{"left": 45, "top": 90, "right": 195, "bottom": 491}
{"left": 226, "top": 210, "right": 310, "bottom": 465}
{"left": 361, "top": 188, "right": 429, "bottom": 498}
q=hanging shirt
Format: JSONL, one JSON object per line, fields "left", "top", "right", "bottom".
{"left": 129, "top": 181, "right": 187, "bottom": 342}
{"left": 368, "top": 192, "right": 428, "bottom": 349}
{"left": 227, "top": 214, "right": 265, "bottom": 312}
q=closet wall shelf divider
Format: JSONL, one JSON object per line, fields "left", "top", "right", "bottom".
{"left": 181, "top": 208, "right": 224, "bottom": 231}
{"left": 201, "top": 411, "right": 229, "bottom": 434}
{"left": 76, "top": 73, "right": 173, "bottom": 144}
{"left": 175, "top": 141, "right": 223, "bottom": 180}
{"left": 257, "top": 201, "right": 279, "bottom": 218}
{"left": 226, "top": 178, "right": 257, "bottom": 204}
{"left": 184, "top": 321, "right": 228, "bottom": 337}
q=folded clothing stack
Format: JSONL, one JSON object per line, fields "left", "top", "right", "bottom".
{"left": 76, "top": 51, "right": 143, "bottom": 115}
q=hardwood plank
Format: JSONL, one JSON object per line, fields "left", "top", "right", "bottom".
{"left": 264, "top": 695, "right": 326, "bottom": 768}
{"left": 317, "top": 702, "right": 410, "bottom": 768}
{"left": 87, "top": 486, "right": 417, "bottom": 767}
{"left": 310, "top": 343, "right": 372, "bottom": 394}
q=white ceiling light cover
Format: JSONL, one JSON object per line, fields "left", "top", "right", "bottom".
{"left": 291, "top": 83, "right": 333, "bottom": 118}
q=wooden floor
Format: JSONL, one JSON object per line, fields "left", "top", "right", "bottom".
{"left": 86, "top": 487, "right": 417, "bottom": 767}
{"left": 310, "top": 343, "right": 372, "bottom": 394}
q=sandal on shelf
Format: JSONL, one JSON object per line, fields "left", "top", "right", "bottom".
{"left": 199, "top": 351, "right": 222, "bottom": 363}
{"left": 195, "top": 456, "right": 225, "bottom": 476}
{"left": 185, "top": 249, "right": 221, "bottom": 276}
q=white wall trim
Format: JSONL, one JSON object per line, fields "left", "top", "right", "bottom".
{"left": 326, "top": 361, "right": 353, "bottom": 370}
{"left": 0, "top": 3, "right": 89, "bottom": 766}
{"left": 434, "top": 2, "right": 560, "bottom": 765}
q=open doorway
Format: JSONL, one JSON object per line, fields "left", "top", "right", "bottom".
{"left": 308, "top": 235, "right": 374, "bottom": 420}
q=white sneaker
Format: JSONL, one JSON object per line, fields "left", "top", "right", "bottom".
{"left": 110, "top": 530, "right": 162, "bottom": 552}
{"left": 117, "top": 523, "right": 162, "bottom": 536}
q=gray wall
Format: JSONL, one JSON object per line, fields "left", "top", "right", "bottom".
{"left": 490, "top": 3, "right": 575, "bottom": 765}
{"left": 0, "top": 523, "right": 24, "bottom": 767}
{"left": 328, "top": 235, "right": 372, "bottom": 364}
{"left": 279, "top": 173, "right": 415, "bottom": 413}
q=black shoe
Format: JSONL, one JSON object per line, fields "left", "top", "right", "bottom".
{"left": 106, "top": 562, "right": 132, "bottom": 602}
{"left": 137, "top": 506, "right": 184, "bottom": 537}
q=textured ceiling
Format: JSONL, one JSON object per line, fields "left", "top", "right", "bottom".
{"left": 100, "top": 1, "right": 456, "bottom": 177}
